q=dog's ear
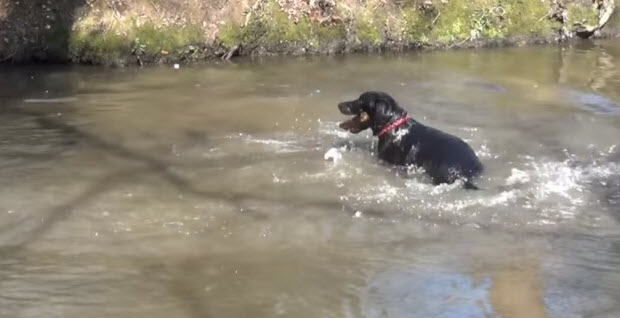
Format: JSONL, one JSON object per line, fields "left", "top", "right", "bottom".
{"left": 373, "top": 98, "right": 387, "bottom": 114}
{"left": 359, "top": 92, "right": 397, "bottom": 118}
{"left": 367, "top": 96, "right": 401, "bottom": 135}
{"left": 360, "top": 94, "right": 381, "bottom": 114}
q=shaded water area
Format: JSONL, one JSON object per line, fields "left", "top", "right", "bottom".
{"left": 1, "top": 40, "right": 620, "bottom": 318}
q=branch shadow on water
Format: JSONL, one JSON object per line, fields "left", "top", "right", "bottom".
{"left": 0, "top": 168, "right": 144, "bottom": 254}
{"left": 0, "top": 107, "right": 347, "bottom": 318}
{"left": 0, "top": 108, "right": 229, "bottom": 318}
{"left": 2, "top": 106, "right": 347, "bottom": 250}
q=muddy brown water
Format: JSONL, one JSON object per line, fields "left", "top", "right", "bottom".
{"left": 1, "top": 40, "right": 620, "bottom": 318}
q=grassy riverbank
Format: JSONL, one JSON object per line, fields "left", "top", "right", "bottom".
{"left": 0, "top": 0, "right": 618, "bottom": 65}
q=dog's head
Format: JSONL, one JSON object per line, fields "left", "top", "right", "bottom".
{"left": 338, "top": 91, "right": 407, "bottom": 135}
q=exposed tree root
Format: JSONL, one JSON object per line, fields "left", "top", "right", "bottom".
{"left": 574, "top": 0, "right": 616, "bottom": 38}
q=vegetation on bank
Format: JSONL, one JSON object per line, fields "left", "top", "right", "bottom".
{"left": 0, "top": 0, "right": 617, "bottom": 65}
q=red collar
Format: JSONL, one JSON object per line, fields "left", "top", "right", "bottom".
{"left": 377, "top": 114, "right": 410, "bottom": 138}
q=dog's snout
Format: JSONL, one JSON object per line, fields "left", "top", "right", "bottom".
{"left": 338, "top": 100, "right": 358, "bottom": 115}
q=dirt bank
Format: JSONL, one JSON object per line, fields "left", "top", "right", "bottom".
{"left": 0, "top": 0, "right": 618, "bottom": 66}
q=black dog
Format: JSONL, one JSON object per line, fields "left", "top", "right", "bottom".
{"left": 338, "top": 91, "right": 483, "bottom": 188}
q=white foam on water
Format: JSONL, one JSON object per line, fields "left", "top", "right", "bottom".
{"left": 506, "top": 168, "right": 531, "bottom": 185}
{"left": 224, "top": 132, "right": 308, "bottom": 153}
{"left": 529, "top": 161, "right": 584, "bottom": 210}
{"left": 244, "top": 138, "right": 305, "bottom": 153}
{"left": 23, "top": 97, "right": 78, "bottom": 103}
{"left": 338, "top": 147, "right": 620, "bottom": 228}
{"left": 476, "top": 143, "right": 497, "bottom": 159}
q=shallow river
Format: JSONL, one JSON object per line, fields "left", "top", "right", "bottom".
{"left": 1, "top": 40, "right": 620, "bottom": 318}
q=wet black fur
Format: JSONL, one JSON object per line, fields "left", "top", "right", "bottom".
{"left": 338, "top": 91, "right": 483, "bottom": 188}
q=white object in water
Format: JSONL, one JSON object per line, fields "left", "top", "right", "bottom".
{"left": 174, "top": 64, "right": 180, "bottom": 69}
{"left": 324, "top": 147, "right": 343, "bottom": 163}
{"left": 506, "top": 168, "right": 531, "bottom": 186}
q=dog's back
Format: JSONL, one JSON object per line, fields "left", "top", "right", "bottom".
{"left": 385, "top": 120, "right": 483, "bottom": 185}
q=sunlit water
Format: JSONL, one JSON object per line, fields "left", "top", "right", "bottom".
{"left": 1, "top": 40, "right": 620, "bottom": 318}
